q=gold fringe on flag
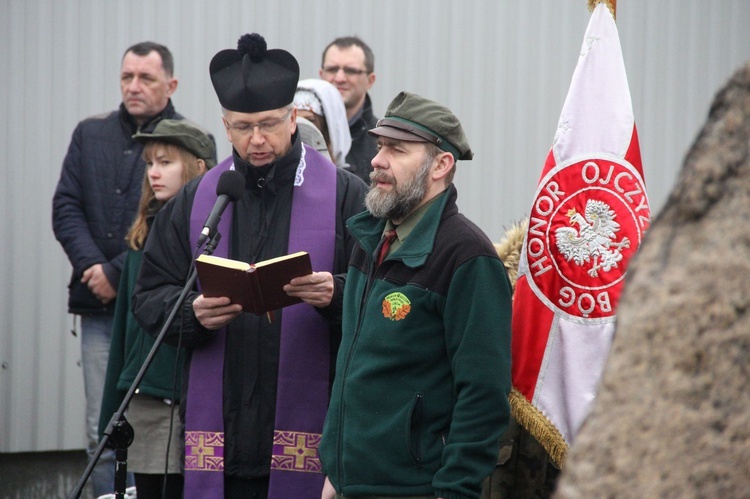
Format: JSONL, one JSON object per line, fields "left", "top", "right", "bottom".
{"left": 509, "top": 387, "right": 569, "bottom": 468}
{"left": 587, "top": 0, "right": 616, "bottom": 19}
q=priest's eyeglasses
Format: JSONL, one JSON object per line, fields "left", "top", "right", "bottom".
{"left": 225, "top": 108, "right": 293, "bottom": 136}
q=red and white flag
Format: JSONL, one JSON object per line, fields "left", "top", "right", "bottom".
{"left": 510, "top": 2, "right": 650, "bottom": 466}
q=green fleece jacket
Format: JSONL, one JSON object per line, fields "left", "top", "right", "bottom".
{"left": 98, "top": 249, "right": 183, "bottom": 441}
{"left": 320, "top": 186, "right": 512, "bottom": 499}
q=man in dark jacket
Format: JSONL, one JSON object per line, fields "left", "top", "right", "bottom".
{"left": 320, "top": 36, "right": 379, "bottom": 184}
{"left": 132, "top": 33, "right": 367, "bottom": 499}
{"left": 52, "top": 41, "right": 212, "bottom": 497}
{"left": 320, "top": 92, "right": 512, "bottom": 499}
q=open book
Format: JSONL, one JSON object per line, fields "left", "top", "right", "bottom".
{"left": 195, "top": 251, "right": 312, "bottom": 315}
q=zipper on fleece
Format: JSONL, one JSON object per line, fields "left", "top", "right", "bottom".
{"left": 336, "top": 242, "right": 382, "bottom": 488}
{"left": 409, "top": 393, "right": 424, "bottom": 466}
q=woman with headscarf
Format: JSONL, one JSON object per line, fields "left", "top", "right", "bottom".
{"left": 294, "top": 78, "right": 352, "bottom": 168}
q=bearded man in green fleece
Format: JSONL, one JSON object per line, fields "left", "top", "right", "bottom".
{"left": 320, "top": 91, "right": 513, "bottom": 499}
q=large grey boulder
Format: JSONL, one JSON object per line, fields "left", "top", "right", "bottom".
{"left": 556, "top": 62, "right": 750, "bottom": 497}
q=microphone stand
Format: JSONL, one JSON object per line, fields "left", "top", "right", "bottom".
{"left": 68, "top": 232, "right": 223, "bottom": 499}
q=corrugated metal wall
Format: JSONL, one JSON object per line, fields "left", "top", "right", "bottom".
{"left": 1, "top": 0, "right": 749, "bottom": 453}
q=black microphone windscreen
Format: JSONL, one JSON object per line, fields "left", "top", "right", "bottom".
{"left": 216, "top": 170, "right": 246, "bottom": 201}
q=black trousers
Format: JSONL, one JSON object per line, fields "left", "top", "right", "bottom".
{"left": 133, "top": 472, "right": 183, "bottom": 499}
{"left": 224, "top": 475, "right": 270, "bottom": 499}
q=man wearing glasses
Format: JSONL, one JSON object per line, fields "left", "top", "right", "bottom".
{"left": 320, "top": 36, "right": 379, "bottom": 184}
{"left": 133, "top": 33, "right": 367, "bottom": 499}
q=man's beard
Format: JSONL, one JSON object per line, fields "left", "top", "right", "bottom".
{"left": 365, "top": 154, "right": 432, "bottom": 221}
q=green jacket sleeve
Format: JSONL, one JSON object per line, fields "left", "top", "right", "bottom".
{"left": 434, "top": 255, "right": 513, "bottom": 498}
{"left": 97, "top": 251, "right": 135, "bottom": 442}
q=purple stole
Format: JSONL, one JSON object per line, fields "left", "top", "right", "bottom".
{"left": 185, "top": 145, "right": 336, "bottom": 498}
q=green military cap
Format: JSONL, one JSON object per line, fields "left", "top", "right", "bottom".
{"left": 133, "top": 119, "right": 217, "bottom": 168}
{"left": 368, "top": 91, "right": 473, "bottom": 161}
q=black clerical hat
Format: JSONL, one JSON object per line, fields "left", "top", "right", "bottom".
{"left": 210, "top": 33, "right": 299, "bottom": 113}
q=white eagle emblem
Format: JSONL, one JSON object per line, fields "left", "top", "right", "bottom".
{"left": 555, "top": 199, "right": 630, "bottom": 277}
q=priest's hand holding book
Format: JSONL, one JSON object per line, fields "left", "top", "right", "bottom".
{"left": 193, "top": 251, "right": 334, "bottom": 328}
{"left": 283, "top": 271, "right": 334, "bottom": 308}
{"left": 193, "top": 295, "right": 243, "bottom": 330}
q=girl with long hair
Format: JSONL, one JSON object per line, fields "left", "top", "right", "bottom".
{"left": 99, "top": 120, "right": 215, "bottom": 498}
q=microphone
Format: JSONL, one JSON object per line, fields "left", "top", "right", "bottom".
{"left": 196, "top": 170, "right": 246, "bottom": 247}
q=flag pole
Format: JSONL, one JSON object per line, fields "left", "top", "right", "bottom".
{"left": 588, "top": 0, "right": 616, "bottom": 20}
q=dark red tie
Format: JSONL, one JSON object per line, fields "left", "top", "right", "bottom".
{"left": 377, "top": 229, "right": 397, "bottom": 266}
